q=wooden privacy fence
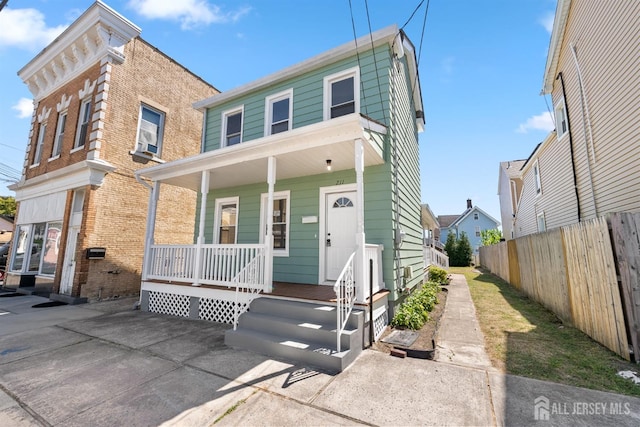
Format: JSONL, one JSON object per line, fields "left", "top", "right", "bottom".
{"left": 479, "top": 214, "right": 640, "bottom": 362}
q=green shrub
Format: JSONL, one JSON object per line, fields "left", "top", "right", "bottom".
{"left": 428, "top": 265, "right": 448, "bottom": 284}
{"left": 391, "top": 281, "right": 440, "bottom": 330}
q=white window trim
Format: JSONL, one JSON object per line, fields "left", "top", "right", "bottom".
{"left": 323, "top": 66, "right": 360, "bottom": 121}
{"left": 10, "top": 221, "right": 62, "bottom": 276}
{"left": 533, "top": 160, "right": 542, "bottom": 197}
{"left": 554, "top": 99, "right": 568, "bottom": 140}
{"left": 221, "top": 106, "right": 244, "bottom": 148}
{"left": 214, "top": 196, "right": 239, "bottom": 244}
{"left": 473, "top": 213, "right": 479, "bottom": 220}
{"left": 51, "top": 111, "right": 67, "bottom": 159}
{"left": 537, "top": 211, "right": 546, "bottom": 233}
{"left": 259, "top": 190, "right": 291, "bottom": 257}
{"left": 264, "top": 89, "right": 293, "bottom": 136}
{"left": 135, "top": 103, "right": 165, "bottom": 157}
{"left": 475, "top": 226, "right": 481, "bottom": 237}
{"left": 74, "top": 98, "right": 92, "bottom": 149}
{"left": 32, "top": 123, "right": 47, "bottom": 166}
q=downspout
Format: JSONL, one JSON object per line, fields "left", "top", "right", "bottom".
{"left": 556, "top": 72, "right": 582, "bottom": 222}
{"left": 390, "top": 55, "right": 402, "bottom": 295}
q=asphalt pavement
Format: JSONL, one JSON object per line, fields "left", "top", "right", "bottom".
{"left": 0, "top": 275, "right": 638, "bottom": 426}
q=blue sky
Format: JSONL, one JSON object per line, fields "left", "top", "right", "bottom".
{"left": 0, "top": 0, "right": 557, "bottom": 223}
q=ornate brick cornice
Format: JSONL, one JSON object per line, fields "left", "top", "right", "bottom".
{"left": 18, "top": 1, "right": 140, "bottom": 101}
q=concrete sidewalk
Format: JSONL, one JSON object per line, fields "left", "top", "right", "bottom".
{"left": 0, "top": 278, "right": 639, "bottom": 426}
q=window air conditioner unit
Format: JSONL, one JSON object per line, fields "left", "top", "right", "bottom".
{"left": 139, "top": 123, "right": 158, "bottom": 155}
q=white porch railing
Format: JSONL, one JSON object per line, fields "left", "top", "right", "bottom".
{"left": 334, "top": 251, "right": 356, "bottom": 353}
{"left": 423, "top": 245, "right": 449, "bottom": 269}
{"left": 147, "top": 244, "right": 267, "bottom": 288}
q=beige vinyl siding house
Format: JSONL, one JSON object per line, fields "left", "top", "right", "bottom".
{"left": 513, "top": 133, "right": 579, "bottom": 237}
{"left": 543, "top": 0, "right": 640, "bottom": 220}
{"left": 497, "top": 160, "right": 525, "bottom": 240}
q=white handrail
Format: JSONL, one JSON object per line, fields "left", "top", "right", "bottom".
{"left": 334, "top": 251, "right": 357, "bottom": 353}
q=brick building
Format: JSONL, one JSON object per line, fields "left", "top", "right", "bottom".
{"left": 6, "top": 1, "right": 218, "bottom": 302}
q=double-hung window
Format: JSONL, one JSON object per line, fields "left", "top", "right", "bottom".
{"left": 32, "top": 123, "right": 46, "bottom": 166}
{"left": 554, "top": 99, "right": 569, "bottom": 139}
{"left": 323, "top": 67, "right": 360, "bottom": 120}
{"left": 74, "top": 98, "right": 92, "bottom": 149}
{"left": 260, "top": 191, "right": 290, "bottom": 256}
{"left": 222, "top": 107, "right": 243, "bottom": 147}
{"left": 533, "top": 160, "right": 542, "bottom": 196}
{"left": 51, "top": 112, "right": 67, "bottom": 158}
{"left": 537, "top": 212, "right": 546, "bottom": 233}
{"left": 137, "top": 104, "right": 165, "bottom": 156}
{"left": 214, "top": 197, "right": 239, "bottom": 244}
{"left": 265, "top": 90, "right": 293, "bottom": 135}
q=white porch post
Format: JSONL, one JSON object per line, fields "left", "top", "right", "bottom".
{"left": 142, "top": 181, "right": 160, "bottom": 280}
{"left": 265, "top": 156, "right": 276, "bottom": 293}
{"left": 193, "top": 170, "right": 209, "bottom": 286}
{"left": 355, "top": 139, "right": 367, "bottom": 302}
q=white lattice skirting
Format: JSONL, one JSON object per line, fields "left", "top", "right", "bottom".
{"left": 373, "top": 306, "right": 388, "bottom": 341}
{"left": 147, "top": 290, "right": 250, "bottom": 324}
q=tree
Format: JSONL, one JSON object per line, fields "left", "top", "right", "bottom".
{"left": 480, "top": 228, "right": 503, "bottom": 246}
{"left": 0, "top": 196, "right": 16, "bottom": 217}
{"left": 456, "top": 232, "right": 473, "bottom": 267}
{"left": 444, "top": 232, "right": 457, "bottom": 262}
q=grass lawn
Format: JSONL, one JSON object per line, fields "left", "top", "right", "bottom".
{"left": 449, "top": 266, "right": 640, "bottom": 398}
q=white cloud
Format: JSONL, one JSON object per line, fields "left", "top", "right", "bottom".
{"left": 0, "top": 8, "right": 67, "bottom": 50}
{"left": 540, "top": 11, "right": 554, "bottom": 33}
{"left": 128, "top": 0, "right": 251, "bottom": 30}
{"left": 441, "top": 56, "right": 455, "bottom": 75}
{"left": 12, "top": 98, "right": 33, "bottom": 119}
{"left": 517, "top": 111, "right": 555, "bottom": 133}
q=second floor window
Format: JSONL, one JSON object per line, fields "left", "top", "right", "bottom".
{"left": 51, "top": 112, "right": 67, "bottom": 158}
{"left": 265, "top": 90, "right": 292, "bottom": 135}
{"left": 32, "top": 123, "right": 46, "bottom": 165}
{"left": 223, "top": 108, "right": 243, "bottom": 146}
{"left": 554, "top": 99, "right": 569, "bottom": 139}
{"left": 324, "top": 67, "right": 359, "bottom": 120}
{"left": 137, "top": 104, "right": 165, "bottom": 156}
{"left": 534, "top": 161, "right": 542, "bottom": 195}
{"left": 74, "top": 99, "right": 91, "bottom": 149}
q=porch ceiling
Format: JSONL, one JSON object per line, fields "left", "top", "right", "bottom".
{"left": 137, "top": 114, "right": 386, "bottom": 191}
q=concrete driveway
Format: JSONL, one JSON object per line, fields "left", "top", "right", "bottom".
{"left": 1, "top": 282, "right": 639, "bottom": 426}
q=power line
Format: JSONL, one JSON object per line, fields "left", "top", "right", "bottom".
{"left": 401, "top": 0, "right": 425, "bottom": 30}
{"left": 347, "top": 0, "right": 370, "bottom": 117}
{"left": 417, "top": 0, "right": 430, "bottom": 66}
{"left": 364, "top": 0, "right": 389, "bottom": 126}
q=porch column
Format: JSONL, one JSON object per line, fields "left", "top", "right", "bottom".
{"left": 193, "top": 170, "right": 210, "bottom": 286}
{"left": 142, "top": 181, "right": 160, "bottom": 281}
{"left": 355, "top": 139, "right": 367, "bottom": 302}
{"left": 265, "top": 156, "right": 276, "bottom": 293}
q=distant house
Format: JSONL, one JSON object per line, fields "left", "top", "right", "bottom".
{"left": 439, "top": 199, "right": 500, "bottom": 255}
{"left": 6, "top": 1, "right": 217, "bottom": 302}
{"left": 421, "top": 203, "right": 440, "bottom": 244}
{"left": 502, "top": 0, "right": 640, "bottom": 238}
{"left": 0, "top": 215, "right": 13, "bottom": 244}
{"left": 497, "top": 160, "right": 525, "bottom": 240}
{"left": 135, "top": 25, "right": 425, "bottom": 371}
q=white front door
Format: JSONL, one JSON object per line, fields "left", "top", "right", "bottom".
{"left": 59, "top": 226, "right": 79, "bottom": 295}
{"left": 325, "top": 191, "right": 357, "bottom": 281}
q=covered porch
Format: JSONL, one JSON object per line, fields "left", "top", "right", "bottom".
{"left": 136, "top": 113, "right": 388, "bottom": 330}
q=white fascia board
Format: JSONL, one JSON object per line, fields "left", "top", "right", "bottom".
{"left": 18, "top": 1, "right": 140, "bottom": 84}
{"left": 137, "top": 113, "right": 385, "bottom": 183}
{"left": 10, "top": 160, "right": 116, "bottom": 201}
{"left": 542, "top": 0, "right": 572, "bottom": 94}
{"left": 193, "top": 25, "right": 400, "bottom": 111}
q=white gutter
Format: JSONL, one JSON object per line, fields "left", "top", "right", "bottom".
{"left": 569, "top": 43, "right": 596, "bottom": 163}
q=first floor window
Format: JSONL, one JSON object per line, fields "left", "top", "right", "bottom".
{"left": 260, "top": 191, "right": 290, "bottom": 256}
{"left": 10, "top": 221, "right": 62, "bottom": 276}
{"left": 537, "top": 212, "right": 546, "bottom": 233}
{"left": 215, "top": 197, "right": 239, "bottom": 244}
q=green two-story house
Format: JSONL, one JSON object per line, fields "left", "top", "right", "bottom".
{"left": 136, "top": 25, "right": 425, "bottom": 371}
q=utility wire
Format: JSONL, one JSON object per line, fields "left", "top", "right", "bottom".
{"left": 417, "top": 0, "right": 430, "bottom": 66}
{"left": 401, "top": 0, "right": 425, "bottom": 30}
{"left": 347, "top": 0, "right": 370, "bottom": 117}
{"left": 364, "top": 0, "right": 389, "bottom": 125}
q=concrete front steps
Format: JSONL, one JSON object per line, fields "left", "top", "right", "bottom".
{"left": 225, "top": 297, "right": 364, "bottom": 373}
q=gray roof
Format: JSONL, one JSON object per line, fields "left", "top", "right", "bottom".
{"left": 437, "top": 215, "right": 460, "bottom": 228}
{"left": 500, "top": 160, "right": 526, "bottom": 179}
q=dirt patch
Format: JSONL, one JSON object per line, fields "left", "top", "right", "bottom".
{"left": 372, "top": 286, "right": 448, "bottom": 355}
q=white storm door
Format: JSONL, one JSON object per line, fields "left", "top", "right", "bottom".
{"left": 59, "top": 227, "right": 79, "bottom": 295}
{"left": 325, "top": 191, "right": 357, "bottom": 281}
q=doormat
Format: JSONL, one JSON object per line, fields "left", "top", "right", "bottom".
{"left": 381, "top": 330, "right": 419, "bottom": 347}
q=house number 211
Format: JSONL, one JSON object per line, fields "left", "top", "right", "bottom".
{"left": 336, "top": 179, "right": 344, "bottom": 185}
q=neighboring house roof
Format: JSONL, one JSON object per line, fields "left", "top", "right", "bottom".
{"left": 421, "top": 204, "right": 439, "bottom": 230}
{"left": 500, "top": 160, "right": 526, "bottom": 179}
{"left": 437, "top": 215, "right": 459, "bottom": 229}
{"left": 451, "top": 206, "right": 501, "bottom": 228}
{"left": 542, "top": 0, "right": 572, "bottom": 93}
